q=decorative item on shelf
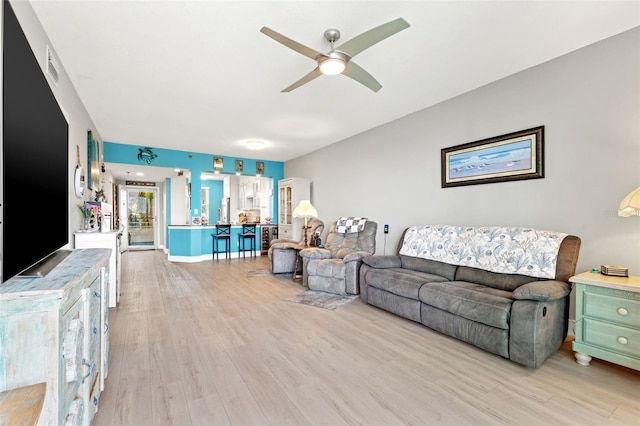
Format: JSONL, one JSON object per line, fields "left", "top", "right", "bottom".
{"left": 600, "top": 264, "right": 629, "bottom": 277}
{"left": 213, "top": 156, "right": 224, "bottom": 174}
{"left": 137, "top": 147, "right": 157, "bottom": 164}
{"left": 293, "top": 200, "right": 318, "bottom": 246}
{"left": 618, "top": 186, "right": 640, "bottom": 217}
{"left": 256, "top": 161, "right": 265, "bottom": 176}
{"left": 235, "top": 159, "right": 244, "bottom": 175}
{"left": 78, "top": 204, "right": 91, "bottom": 230}
{"left": 94, "top": 188, "right": 106, "bottom": 203}
{"left": 85, "top": 201, "right": 102, "bottom": 231}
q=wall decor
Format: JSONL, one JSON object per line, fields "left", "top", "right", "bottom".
{"left": 256, "top": 161, "right": 265, "bottom": 175}
{"left": 235, "top": 159, "right": 244, "bottom": 174}
{"left": 441, "top": 126, "right": 544, "bottom": 188}
{"left": 213, "top": 156, "right": 224, "bottom": 172}
{"left": 87, "top": 130, "right": 100, "bottom": 190}
{"left": 137, "top": 147, "right": 158, "bottom": 164}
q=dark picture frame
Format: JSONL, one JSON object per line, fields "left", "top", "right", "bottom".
{"left": 441, "top": 126, "right": 544, "bottom": 188}
{"left": 256, "top": 161, "right": 265, "bottom": 175}
{"left": 235, "top": 159, "right": 244, "bottom": 174}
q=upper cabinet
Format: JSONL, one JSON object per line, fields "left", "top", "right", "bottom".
{"left": 201, "top": 187, "right": 210, "bottom": 224}
{"left": 278, "top": 177, "right": 310, "bottom": 241}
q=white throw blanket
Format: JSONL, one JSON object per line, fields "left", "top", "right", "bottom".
{"left": 399, "top": 225, "right": 567, "bottom": 279}
{"left": 335, "top": 217, "right": 367, "bottom": 233}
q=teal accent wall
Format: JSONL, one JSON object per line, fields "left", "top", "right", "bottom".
{"left": 103, "top": 141, "right": 284, "bottom": 223}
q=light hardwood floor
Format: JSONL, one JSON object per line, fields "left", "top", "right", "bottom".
{"left": 93, "top": 250, "right": 639, "bottom": 426}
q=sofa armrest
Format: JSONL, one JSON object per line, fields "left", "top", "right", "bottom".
{"left": 513, "top": 280, "right": 570, "bottom": 302}
{"left": 343, "top": 251, "right": 371, "bottom": 263}
{"left": 362, "top": 255, "right": 401, "bottom": 269}
{"left": 299, "top": 247, "right": 332, "bottom": 260}
{"left": 269, "top": 240, "right": 303, "bottom": 250}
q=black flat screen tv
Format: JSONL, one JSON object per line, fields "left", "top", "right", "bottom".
{"left": 1, "top": 0, "right": 70, "bottom": 282}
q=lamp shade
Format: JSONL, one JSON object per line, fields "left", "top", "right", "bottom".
{"left": 619, "top": 186, "right": 640, "bottom": 217}
{"left": 293, "top": 200, "right": 318, "bottom": 219}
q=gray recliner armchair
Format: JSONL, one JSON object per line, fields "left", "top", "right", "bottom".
{"left": 299, "top": 219, "right": 377, "bottom": 295}
{"left": 268, "top": 218, "right": 324, "bottom": 274}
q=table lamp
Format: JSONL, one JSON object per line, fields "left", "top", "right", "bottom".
{"left": 618, "top": 186, "right": 640, "bottom": 217}
{"left": 293, "top": 200, "right": 318, "bottom": 246}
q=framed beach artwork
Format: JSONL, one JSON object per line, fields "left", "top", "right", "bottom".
{"left": 441, "top": 126, "right": 544, "bottom": 188}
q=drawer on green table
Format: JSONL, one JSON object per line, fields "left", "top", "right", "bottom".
{"left": 583, "top": 291, "right": 640, "bottom": 327}
{"left": 583, "top": 318, "right": 640, "bottom": 358}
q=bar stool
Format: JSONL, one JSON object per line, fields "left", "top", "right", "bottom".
{"left": 212, "top": 224, "right": 231, "bottom": 260}
{"left": 238, "top": 223, "right": 257, "bottom": 258}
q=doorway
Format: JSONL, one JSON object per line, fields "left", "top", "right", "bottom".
{"left": 125, "top": 187, "right": 158, "bottom": 250}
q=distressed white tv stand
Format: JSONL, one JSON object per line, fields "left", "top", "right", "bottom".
{"left": 0, "top": 248, "right": 111, "bottom": 425}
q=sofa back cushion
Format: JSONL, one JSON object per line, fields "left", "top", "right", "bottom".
{"left": 325, "top": 220, "right": 378, "bottom": 259}
{"left": 454, "top": 266, "right": 541, "bottom": 291}
{"left": 398, "top": 225, "right": 576, "bottom": 280}
{"left": 399, "top": 255, "right": 457, "bottom": 281}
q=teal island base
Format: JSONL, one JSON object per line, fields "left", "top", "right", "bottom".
{"left": 167, "top": 224, "right": 265, "bottom": 262}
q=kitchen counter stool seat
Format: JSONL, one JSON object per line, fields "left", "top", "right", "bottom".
{"left": 212, "top": 224, "right": 232, "bottom": 260}
{"left": 239, "top": 224, "right": 257, "bottom": 258}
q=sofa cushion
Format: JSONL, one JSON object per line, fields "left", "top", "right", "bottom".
{"left": 306, "top": 258, "right": 345, "bottom": 278}
{"left": 419, "top": 281, "right": 514, "bottom": 329}
{"left": 399, "top": 255, "right": 457, "bottom": 280}
{"left": 364, "top": 268, "right": 448, "bottom": 299}
{"left": 454, "top": 266, "right": 540, "bottom": 292}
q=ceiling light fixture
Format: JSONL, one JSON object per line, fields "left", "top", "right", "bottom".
{"left": 246, "top": 140, "right": 265, "bottom": 150}
{"left": 318, "top": 51, "right": 348, "bottom": 75}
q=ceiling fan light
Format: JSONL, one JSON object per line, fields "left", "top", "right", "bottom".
{"left": 319, "top": 57, "right": 346, "bottom": 75}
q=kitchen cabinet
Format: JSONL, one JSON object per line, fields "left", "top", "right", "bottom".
{"left": 201, "top": 187, "right": 210, "bottom": 224}
{"left": 278, "top": 177, "right": 310, "bottom": 241}
{"left": 0, "top": 248, "right": 111, "bottom": 425}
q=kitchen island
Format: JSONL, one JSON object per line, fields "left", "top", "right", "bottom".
{"left": 167, "top": 224, "right": 271, "bottom": 262}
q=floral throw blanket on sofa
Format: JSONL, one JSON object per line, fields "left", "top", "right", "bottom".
{"left": 399, "top": 225, "right": 568, "bottom": 279}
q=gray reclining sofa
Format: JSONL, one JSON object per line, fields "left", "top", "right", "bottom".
{"left": 359, "top": 225, "right": 581, "bottom": 368}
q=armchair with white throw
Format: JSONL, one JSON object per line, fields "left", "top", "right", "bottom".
{"left": 299, "top": 218, "right": 377, "bottom": 295}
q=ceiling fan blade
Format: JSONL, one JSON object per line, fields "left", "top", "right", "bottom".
{"left": 282, "top": 68, "right": 323, "bottom": 92}
{"left": 260, "top": 26, "right": 323, "bottom": 60}
{"left": 343, "top": 61, "right": 382, "bottom": 92}
{"left": 337, "top": 18, "right": 410, "bottom": 58}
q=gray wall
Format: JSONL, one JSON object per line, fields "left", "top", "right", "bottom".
{"left": 286, "top": 27, "right": 640, "bottom": 276}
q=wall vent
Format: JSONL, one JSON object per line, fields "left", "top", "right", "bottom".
{"left": 46, "top": 45, "right": 60, "bottom": 86}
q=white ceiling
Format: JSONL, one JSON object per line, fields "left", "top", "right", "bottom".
{"left": 28, "top": 1, "right": 640, "bottom": 182}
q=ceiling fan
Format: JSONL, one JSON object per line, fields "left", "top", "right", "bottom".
{"left": 260, "top": 18, "right": 410, "bottom": 93}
